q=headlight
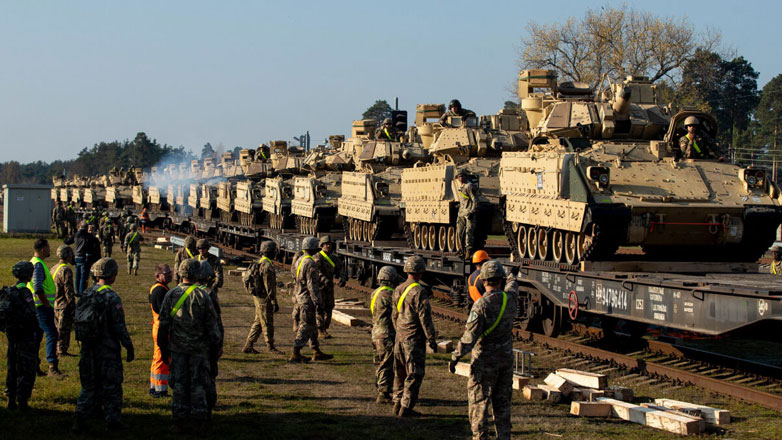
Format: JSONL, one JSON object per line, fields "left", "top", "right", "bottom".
{"left": 739, "top": 168, "right": 767, "bottom": 189}
{"left": 747, "top": 175, "right": 757, "bottom": 186}
{"left": 587, "top": 166, "right": 610, "bottom": 189}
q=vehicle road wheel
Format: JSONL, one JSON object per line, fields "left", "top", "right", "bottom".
{"left": 517, "top": 225, "right": 528, "bottom": 259}
{"left": 537, "top": 228, "right": 550, "bottom": 261}
{"left": 428, "top": 225, "right": 437, "bottom": 250}
{"left": 447, "top": 226, "right": 456, "bottom": 252}
{"left": 413, "top": 224, "right": 422, "bottom": 249}
{"left": 551, "top": 230, "right": 564, "bottom": 263}
{"left": 577, "top": 231, "right": 591, "bottom": 261}
{"left": 527, "top": 227, "right": 538, "bottom": 260}
{"left": 564, "top": 232, "right": 577, "bottom": 265}
{"left": 421, "top": 225, "right": 430, "bottom": 250}
{"left": 438, "top": 226, "right": 447, "bottom": 251}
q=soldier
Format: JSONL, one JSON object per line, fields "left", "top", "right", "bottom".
{"left": 52, "top": 245, "right": 77, "bottom": 357}
{"left": 770, "top": 246, "right": 782, "bottom": 275}
{"left": 679, "top": 116, "right": 716, "bottom": 159}
{"left": 29, "top": 238, "right": 63, "bottom": 377}
{"left": 72, "top": 258, "right": 135, "bottom": 433}
{"left": 289, "top": 236, "right": 333, "bottom": 363}
{"left": 197, "top": 260, "right": 223, "bottom": 418}
{"left": 100, "top": 220, "right": 115, "bottom": 258}
{"left": 392, "top": 255, "right": 437, "bottom": 417}
{"left": 149, "top": 264, "right": 173, "bottom": 398}
{"left": 439, "top": 99, "right": 476, "bottom": 126}
{"left": 123, "top": 223, "right": 143, "bottom": 276}
{"left": 449, "top": 260, "right": 518, "bottom": 440}
{"left": 52, "top": 201, "right": 66, "bottom": 238}
{"left": 375, "top": 118, "right": 398, "bottom": 141}
{"left": 195, "top": 239, "right": 223, "bottom": 295}
{"left": 174, "top": 236, "right": 198, "bottom": 284}
{"left": 4, "top": 261, "right": 40, "bottom": 411}
{"left": 456, "top": 170, "right": 479, "bottom": 257}
{"left": 466, "top": 250, "right": 489, "bottom": 308}
{"left": 66, "top": 202, "right": 77, "bottom": 237}
{"left": 314, "top": 235, "right": 347, "bottom": 339}
{"left": 157, "top": 259, "right": 223, "bottom": 432}
{"left": 242, "top": 240, "right": 282, "bottom": 354}
{"left": 371, "top": 265, "right": 400, "bottom": 404}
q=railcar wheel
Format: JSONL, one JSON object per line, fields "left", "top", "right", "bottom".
{"left": 565, "top": 232, "right": 577, "bottom": 265}
{"left": 551, "top": 230, "right": 564, "bottom": 263}
{"left": 518, "top": 291, "right": 538, "bottom": 332}
{"left": 447, "top": 226, "right": 456, "bottom": 252}
{"left": 413, "top": 224, "right": 422, "bottom": 249}
{"left": 517, "top": 225, "right": 528, "bottom": 259}
{"left": 438, "top": 226, "right": 447, "bottom": 251}
{"left": 428, "top": 225, "right": 437, "bottom": 250}
{"left": 540, "top": 297, "right": 561, "bottom": 338}
{"left": 527, "top": 227, "right": 538, "bottom": 260}
{"left": 537, "top": 228, "right": 550, "bottom": 261}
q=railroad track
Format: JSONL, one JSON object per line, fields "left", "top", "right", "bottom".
{"left": 150, "top": 229, "right": 782, "bottom": 412}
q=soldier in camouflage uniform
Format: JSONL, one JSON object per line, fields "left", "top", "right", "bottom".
{"left": 314, "top": 235, "right": 347, "bottom": 339}
{"left": 72, "top": 258, "right": 135, "bottom": 433}
{"left": 392, "top": 255, "right": 437, "bottom": 417}
{"left": 195, "top": 239, "right": 223, "bottom": 297}
{"left": 123, "top": 223, "right": 143, "bottom": 275}
{"left": 679, "top": 116, "right": 717, "bottom": 159}
{"left": 289, "top": 236, "right": 333, "bottom": 363}
{"left": 770, "top": 246, "right": 782, "bottom": 275}
{"left": 370, "top": 265, "right": 400, "bottom": 404}
{"left": 174, "top": 236, "right": 198, "bottom": 284}
{"left": 197, "top": 261, "right": 223, "bottom": 419}
{"left": 449, "top": 260, "right": 518, "bottom": 440}
{"left": 52, "top": 245, "right": 77, "bottom": 357}
{"left": 5, "top": 261, "right": 39, "bottom": 411}
{"left": 455, "top": 170, "right": 479, "bottom": 256}
{"left": 66, "top": 202, "right": 77, "bottom": 237}
{"left": 439, "top": 99, "right": 476, "bottom": 126}
{"left": 242, "top": 240, "right": 282, "bottom": 354}
{"left": 157, "top": 259, "right": 223, "bottom": 431}
{"left": 52, "top": 201, "right": 66, "bottom": 238}
{"left": 100, "top": 221, "right": 115, "bottom": 258}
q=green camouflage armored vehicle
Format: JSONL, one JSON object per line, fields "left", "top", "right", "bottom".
{"left": 499, "top": 70, "right": 782, "bottom": 263}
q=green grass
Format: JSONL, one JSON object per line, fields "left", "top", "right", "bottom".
{"left": 0, "top": 237, "right": 781, "bottom": 439}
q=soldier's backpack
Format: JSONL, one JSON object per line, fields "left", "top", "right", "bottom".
{"left": 242, "top": 261, "right": 262, "bottom": 296}
{"left": 0, "top": 286, "right": 26, "bottom": 333}
{"left": 74, "top": 286, "right": 108, "bottom": 342}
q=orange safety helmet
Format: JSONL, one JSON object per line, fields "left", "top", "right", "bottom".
{"left": 471, "top": 250, "right": 489, "bottom": 264}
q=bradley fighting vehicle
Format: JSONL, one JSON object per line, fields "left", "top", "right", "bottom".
{"left": 232, "top": 148, "right": 269, "bottom": 227}
{"left": 105, "top": 168, "right": 137, "bottom": 210}
{"left": 338, "top": 114, "right": 429, "bottom": 242}
{"left": 262, "top": 141, "right": 306, "bottom": 231}
{"left": 499, "top": 69, "right": 782, "bottom": 263}
{"left": 82, "top": 176, "right": 106, "bottom": 209}
{"left": 400, "top": 103, "right": 530, "bottom": 252}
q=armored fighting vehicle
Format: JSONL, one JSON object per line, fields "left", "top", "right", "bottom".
{"left": 400, "top": 104, "right": 529, "bottom": 252}
{"left": 234, "top": 180, "right": 264, "bottom": 226}
{"left": 105, "top": 168, "right": 136, "bottom": 209}
{"left": 216, "top": 181, "right": 235, "bottom": 223}
{"left": 199, "top": 183, "right": 219, "bottom": 221}
{"left": 263, "top": 176, "right": 293, "bottom": 230}
{"left": 291, "top": 173, "right": 342, "bottom": 234}
{"left": 499, "top": 70, "right": 782, "bottom": 263}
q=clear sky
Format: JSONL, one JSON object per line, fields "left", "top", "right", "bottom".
{"left": 1, "top": 0, "right": 779, "bottom": 163}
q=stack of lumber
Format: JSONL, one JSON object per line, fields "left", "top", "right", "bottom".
{"left": 333, "top": 298, "right": 366, "bottom": 310}
{"left": 522, "top": 368, "right": 632, "bottom": 404}
{"left": 452, "top": 362, "right": 530, "bottom": 390}
{"left": 154, "top": 237, "right": 171, "bottom": 250}
{"left": 227, "top": 267, "right": 247, "bottom": 276}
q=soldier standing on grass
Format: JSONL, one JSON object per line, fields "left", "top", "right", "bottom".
{"left": 314, "top": 235, "right": 347, "bottom": 339}
{"left": 174, "top": 236, "right": 198, "bottom": 284}
{"left": 157, "top": 259, "right": 223, "bottom": 433}
{"left": 198, "top": 261, "right": 223, "bottom": 418}
{"left": 4, "top": 261, "right": 40, "bottom": 411}
{"left": 100, "top": 220, "right": 115, "bottom": 258}
{"left": 196, "top": 239, "right": 223, "bottom": 298}
{"left": 52, "top": 245, "right": 77, "bottom": 358}
{"left": 289, "top": 236, "right": 333, "bottom": 363}
{"left": 370, "top": 265, "right": 400, "bottom": 404}
{"left": 449, "top": 260, "right": 518, "bottom": 440}
{"left": 391, "top": 255, "right": 437, "bottom": 417}
{"left": 123, "top": 223, "right": 143, "bottom": 275}
{"left": 72, "top": 258, "right": 135, "bottom": 433}
{"left": 242, "top": 240, "right": 283, "bottom": 354}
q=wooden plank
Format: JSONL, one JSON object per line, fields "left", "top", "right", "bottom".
{"left": 605, "top": 385, "right": 634, "bottom": 402}
{"left": 538, "top": 384, "right": 562, "bottom": 403}
{"left": 544, "top": 373, "right": 574, "bottom": 396}
{"left": 597, "top": 398, "right": 649, "bottom": 424}
{"left": 570, "top": 401, "right": 611, "bottom": 417}
{"left": 523, "top": 385, "right": 546, "bottom": 401}
{"left": 555, "top": 368, "right": 607, "bottom": 390}
{"left": 228, "top": 269, "right": 246, "bottom": 276}
{"left": 572, "top": 388, "right": 605, "bottom": 402}
{"left": 426, "top": 339, "right": 454, "bottom": 354}
{"left": 654, "top": 398, "right": 730, "bottom": 425}
{"left": 453, "top": 361, "right": 471, "bottom": 377}
{"left": 331, "top": 310, "right": 365, "bottom": 327}
{"left": 641, "top": 404, "right": 706, "bottom": 433}
{"left": 512, "top": 375, "right": 530, "bottom": 391}
{"left": 597, "top": 398, "right": 702, "bottom": 435}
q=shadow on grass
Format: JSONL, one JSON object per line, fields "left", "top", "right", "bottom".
{"left": 0, "top": 407, "right": 471, "bottom": 440}
{"left": 222, "top": 376, "right": 342, "bottom": 386}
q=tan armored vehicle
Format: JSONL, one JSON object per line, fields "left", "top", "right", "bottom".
{"left": 291, "top": 173, "right": 341, "bottom": 234}
{"left": 262, "top": 176, "right": 293, "bottom": 230}
{"left": 239, "top": 147, "right": 270, "bottom": 177}
{"left": 148, "top": 186, "right": 168, "bottom": 211}
{"left": 234, "top": 180, "right": 264, "bottom": 226}
{"left": 188, "top": 183, "right": 201, "bottom": 212}
{"left": 499, "top": 71, "right": 782, "bottom": 263}
{"left": 199, "top": 183, "right": 219, "bottom": 221}
{"left": 216, "top": 181, "right": 235, "bottom": 223}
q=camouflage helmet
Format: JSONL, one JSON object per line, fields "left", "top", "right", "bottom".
{"left": 449, "top": 99, "right": 462, "bottom": 111}
{"left": 184, "top": 236, "right": 196, "bottom": 251}
{"left": 456, "top": 169, "right": 469, "bottom": 179}
{"left": 260, "top": 240, "right": 277, "bottom": 255}
{"left": 91, "top": 258, "right": 119, "bottom": 278}
{"left": 302, "top": 236, "right": 320, "bottom": 251}
{"left": 196, "top": 239, "right": 211, "bottom": 250}
{"left": 382, "top": 118, "right": 392, "bottom": 126}
{"left": 480, "top": 260, "right": 506, "bottom": 281}
{"left": 130, "top": 223, "right": 138, "bottom": 231}
{"left": 377, "top": 266, "right": 398, "bottom": 283}
{"left": 403, "top": 255, "right": 426, "bottom": 274}
{"left": 319, "top": 235, "right": 332, "bottom": 246}
{"left": 12, "top": 261, "right": 34, "bottom": 280}
{"left": 178, "top": 259, "right": 201, "bottom": 280}
{"left": 773, "top": 245, "right": 782, "bottom": 255}
{"left": 57, "top": 244, "right": 74, "bottom": 260}
{"left": 199, "top": 261, "right": 213, "bottom": 281}
{"left": 684, "top": 116, "right": 700, "bottom": 126}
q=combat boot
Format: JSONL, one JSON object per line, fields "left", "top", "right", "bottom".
{"left": 241, "top": 342, "right": 259, "bottom": 354}
{"left": 18, "top": 400, "right": 30, "bottom": 412}
{"left": 288, "top": 347, "right": 309, "bottom": 363}
{"left": 319, "top": 329, "right": 332, "bottom": 339}
{"left": 398, "top": 406, "right": 421, "bottom": 418}
{"left": 311, "top": 348, "right": 333, "bottom": 361}
{"left": 127, "top": 267, "right": 132, "bottom": 275}
{"left": 7, "top": 395, "right": 17, "bottom": 410}
{"left": 267, "top": 344, "right": 284, "bottom": 354}
{"left": 48, "top": 361, "right": 65, "bottom": 378}
{"left": 376, "top": 392, "right": 392, "bottom": 404}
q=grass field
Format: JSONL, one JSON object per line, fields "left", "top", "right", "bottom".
{"left": 0, "top": 236, "right": 781, "bottom": 439}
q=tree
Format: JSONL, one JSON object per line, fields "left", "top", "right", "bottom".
{"left": 232, "top": 146, "right": 242, "bottom": 159}
{"left": 201, "top": 142, "right": 215, "bottom": 159}
{"left": 503, "top": 100, "right": 520, "bottom": 112}
{"left": 756, "top": 74, "right": 782, "bottom": 151}
{"left": 519, "top": 5, "right": 720, "bottom": 94}
{"left": 362, "top": 100, "right": 393, "bottom": 122}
